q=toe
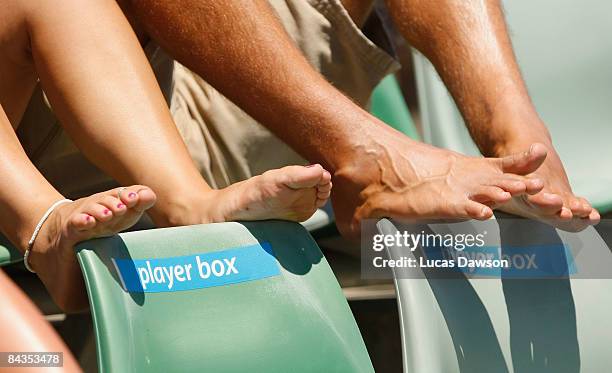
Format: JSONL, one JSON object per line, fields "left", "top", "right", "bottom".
{"left": 317, "top": 188, "right": 331, "bottom": 201}
{"left": 116, "top": 186, "right": 142, "bottom": 208}
{"left": 568, "top": 198, "right": 585, "bottom": 217}
{"left": 317, "top": 180, "right": 332, "bottom": 195}
{"left": 569, "top": 197, "right": 592, "bottom": 218}
{"left": 526, "top": 192, "right": 564, "bottom": 214}
{"left": 319, "top": 170, "right": 332, "bottom": 185}
{"left": 559, "top": 206, "right": 573, "bottom": 220}
{"left": 316, "top": 179, "right": 332, "bottom": 207}
{"left": 275, "top": 165, "right": 325, "bottom": 189}
{"left": 116, "top": 185, "right": 155, "bottom": 211}
{"left": 132, "top": 187, "right": 156, "bottom": 212}
{"left": 70, "top": 213, "right": 97, "bottom": 231}
{"left": 471, "top": 186, "right": 511, "bottom": 204}
{"left": 499, "top": 143, "right": 547, "bottom": 174}
{"left": 84, "top": 203, "right": 113, "bottom": 222}
{"left": 99, "top": 196, "right": 127, "bottom": 216}
{"left": 588, "top": 208, "right": 601, "bottom": 223}
{"left": 580, "top": 198, "right": 593, "bottom": 213}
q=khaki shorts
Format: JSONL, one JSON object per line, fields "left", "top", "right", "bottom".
{"left": 18, "top": 0, "right": 399, "bottom": 197}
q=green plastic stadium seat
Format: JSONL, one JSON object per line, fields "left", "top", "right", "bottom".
{"left": 76, "top": 221, "right": 373, "bottom": 372}
{"left": 0, "top": 236, "right": 21, "bottom": 266}
{"left": 379, "top": 218, "right": 612, "bottom": 373}
{"left": 0, "top": 214, "right": 331, "bottom": 268}
{"left": 406, "top": 1, "right": 612, "bottom": 369}
{"left": 413, "top": 0, "right": 612, "bottom": 213}
{"left": 371, "top": 75, "right": 421, "bottom": 140}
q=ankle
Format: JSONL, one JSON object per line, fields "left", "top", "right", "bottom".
{"left": 492, "top": 131, "right": 554, "bottom": 158}
{"left": 14, "top": 195, "right": 68, "bottom": 254}
{"left": 486, "top": 108, "right": 553, "bottom": 157}
{"left": 147, "top": 189, "right": 229, "bottom": 227}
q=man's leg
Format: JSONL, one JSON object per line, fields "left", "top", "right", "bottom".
{"left": 121, "top": 0, "right": 549, "bottom": 237}
{"left": 383, "top": 0, "right": 599, "bottom": 230}
{"left": 25, "top": 0, "right": 331, "bottom": 227}
{"left": 0, "top": 5, "right": 157, "bottom": 310}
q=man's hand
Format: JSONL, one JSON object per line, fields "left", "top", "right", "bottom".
{"left": 330, "top": 124, "right": 547, "bottom": 237}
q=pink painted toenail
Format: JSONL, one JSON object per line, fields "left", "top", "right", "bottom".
{"left": 117, "top": 203, "right": 125, "bottom": 208}
{"left": 86, "top": 215, "right": 93, "bottom": 222}
{"left": 104, "top": 209, "right": 111, "bottom": 215}
{"left": 128, "top": 192, "right": 137, "bottom": 199}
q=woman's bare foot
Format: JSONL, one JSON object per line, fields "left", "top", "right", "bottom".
{"left": 27, "top": 185, "right": 156, "bottom": 312}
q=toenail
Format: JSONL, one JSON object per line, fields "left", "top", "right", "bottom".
{"left": 128, "top": 192, "right": 136, "bottom": 199}
{"left": 86, "top": 215, "right": 93, "bottom": 222}
{"left": 104, "top": 209, "right": 111, "bottom": 215}
{"left": 117, "top": 203, "right": 125, "bottom": 209}
{"left": 306, "top": 164, "right": 319, "bottom": 168}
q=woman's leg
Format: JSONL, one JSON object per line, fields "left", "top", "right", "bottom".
{"left": 1, "top": 4, "right": 158, "bottom": 313}
{"left": 25, "top": 0, "right": 331, "bottom": 228}
{"left": 0, "top": 100, "right": 155, "bottom": 311}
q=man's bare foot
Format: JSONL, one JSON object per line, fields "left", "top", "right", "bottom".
{"left": 155, "top": 165, "right": 332, "bottom": 227}
{"left": 27, "top": 185, "right": 156, "bottom": 312}
{"left": 330, "top": 134, "right": 547, "bottom": 237}
{"left": 496, "top": 139, "right": 600, "bottom": 232}
{"left": 216, "top": 164, "right": 332, "bottom": 222}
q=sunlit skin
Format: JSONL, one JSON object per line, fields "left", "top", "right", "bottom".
{"left": 341, "top": 0, "right": 599, "bottom": 232}
{"left": 377, "top": 0, "right": 599, "bottom": 231}
{"left": 119, "top": 0, "right": 599, "bottom": 236}
{"left": 0, "top": 0, "right": 596, "bottom": 310}
{"left": 119, "top": 0, "right": 587, "bottom": 238}
{"left": 0, "top": 0, "right": 331, "bottom": 311}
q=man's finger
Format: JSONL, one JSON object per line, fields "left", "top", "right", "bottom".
{"left": 500, "top": 143, "right": 547, "bottom": 174}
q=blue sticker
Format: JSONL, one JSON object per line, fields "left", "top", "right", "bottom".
{"left": 112, "top": 242, "right": 279, "bottom": 293}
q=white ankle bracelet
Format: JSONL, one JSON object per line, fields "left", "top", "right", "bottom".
{"left": 24, "top": 199, "right": 73, "bottom": 273}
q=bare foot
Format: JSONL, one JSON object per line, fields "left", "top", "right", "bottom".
{"left": 215, "top": 164, "right": 332, "bottom": 222}
{"left": 497, "top": 140, "right": 600, "bottom": 232}
{"left": 331, "top": 135, "right": 547, "bottom": 237}
{"left": 28, "top": 185, "right": 156, "bottom": 312}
